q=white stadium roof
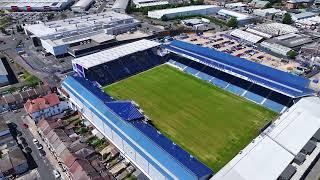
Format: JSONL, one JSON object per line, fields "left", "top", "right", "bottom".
{"left": 212, "top": 96, "right": 320, "bottom": 180}
{"left": 230, "top": 29, "right": 263, "bottom": 43}
{"left": 72, "top": 39, "right": 161, "bottom": 69}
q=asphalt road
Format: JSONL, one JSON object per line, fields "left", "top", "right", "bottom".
{"left": 2, "top": 110, "right": 56, "bottom": 180}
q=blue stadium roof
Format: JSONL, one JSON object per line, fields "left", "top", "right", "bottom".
{"left": 106, "top": 101, "right": 144, "bottom": 121}
{"left": 62, "top": 76, "right": 213, "bottom": 180}
{"left": 166, "top": 40, "right": 314, "bottom": 98}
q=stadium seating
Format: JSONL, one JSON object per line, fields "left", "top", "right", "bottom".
{"left": 86, "top": 50, "right": 164, "bottom": 86}
{"left": 184, "top": 67, "right": 199, "bottom": 76}
{"left": 262, "top": 99, "right": 286, "bottom": 113}
{"left": 167, "top": 57, "right": 293, "bottom": 113}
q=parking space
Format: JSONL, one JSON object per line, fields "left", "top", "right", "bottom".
{"left": 177, "top": 31, "right": 300, "bottom": 72}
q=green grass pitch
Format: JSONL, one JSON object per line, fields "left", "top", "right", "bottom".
{"left": 104, "top": 65, "right": 277, "bottom": 172}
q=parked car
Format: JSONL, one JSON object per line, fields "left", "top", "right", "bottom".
{"left": 39, "top": 149, "right": 46, "bottom": 157}
{"left": 52, "top": 170, "right": 61, "bottom": 179}
{"left": 36, "top": 143, "right": 43, "bottom": 150}
{"left": 22, "top": 123, "right": 29, "bottom": 129}
{"left": 32, "top": 139, "right": 39, "bottom": 144}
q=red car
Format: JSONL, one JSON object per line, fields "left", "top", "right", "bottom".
{"left": 22, "top": 123, "right": 28, "bottom": 129}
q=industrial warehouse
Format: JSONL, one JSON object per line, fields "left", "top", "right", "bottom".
{"left": 147, "top": 5, "right": 221, "bottom": 19}
{"left": 0, "top": 0, "right": 74, "bottom": 11}
{"left": 23, "top": 12, "right": 140, "bottom": 57}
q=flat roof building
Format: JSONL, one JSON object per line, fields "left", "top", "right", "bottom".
{"left": 0, "top": 0, "right": 74, "bottom": 11}
{"left": 230, "top": 29, "right": 263, "bottom": 44}
{"left": 217, "top": 9, "right": 254, "bottom": 25}
{"left": 71, "top": 0, "right": 94, "bottom": 12}
{"left": 291, "top": 12, "right": 318, "bottom": 21}
{"left": 133, "top": 0, "right": 169, "bottom": 8}
{"left": 148, "top": 5, "right": 221, "bottom": 19}
{"left": 24, "top": 12, "right": 140, "bottom": 56}
{"left": 212, "top": 96, "right": 320, "bottom": 180}
{"left": 111, "top": 0, "right": 129, "bottom": 13}
{"left": 247, "top": 23, "right": 299, "bottom": 38}
{"left": 253, "top": 8, "right": 286, "bottom": 17}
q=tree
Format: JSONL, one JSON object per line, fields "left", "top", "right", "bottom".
{"left": 227, "top": 17, "right": 238, "bottom": 27}
{"left": 161, "top": 15, "right": 168, "bottom": 21}
{"left": 282, "top": 13, "right": 293, "bottom": 24}
{"left": 287, "top": 50, "right": 297, "bottom": 59}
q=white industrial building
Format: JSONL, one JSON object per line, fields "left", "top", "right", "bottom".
{"left": 230, "top": 29, "right": 263, "bottom": 44}
{"left": 247, "top": 23, "right": 299, "bottom": 38}
{"left": 261, "top": 41, "right": 292, "bottom": 56}
{"left": 132, "top": 0, "right": 169, "bottom": 8}
{"left": 291, "top": 12, "right": 318, "bottom": 21}
{"left": 212, "top": 96, "right": 320, "bottom": 180}
{"left": 253, "top": 8, "right": 286, "bottom": 17}
{"left": 23, "top": 12, "right": 140, "bottom": 56}
{"left": 71, "top": 0, "right": 94, "bottom": 12}
{"left": 217, "top": 9, "right": 254, "bottom": 25}
{"left": 111, "top": 0, "right": 129, "bottom": 13}
{"left": 147, "top": 5, "right": 221, "bottom": 19}
{"left": 295, "top": 16, "right": 320, "bottom": 29}
{"left": 0, "top": 0, "right": 74, "bottom": 11}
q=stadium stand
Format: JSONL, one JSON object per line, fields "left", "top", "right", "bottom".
{"left": 80, "top": 49, "right": 165, "bottom": 86}
{"left": 62, "top": 75, "right": 213, "bottom": 180}
{"left": 168, "top": 42, "right": 313, "bottom": 112}
{"left": 165, "top": 40, "right": 313, "bottom": 98}
{"left": 165, "top": 40, "right": 314, "bottom": 113}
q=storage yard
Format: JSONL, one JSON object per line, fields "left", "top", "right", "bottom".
{"left": 104, "top": 65, "right": 277, "bottom": 171}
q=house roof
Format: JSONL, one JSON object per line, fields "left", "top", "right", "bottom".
{"left": 61, "top": 148, "right": 78, "bottom": 168}
{"left": 0, "top": 155, "right": 13, "bottom": 172}
{"left": 8, "top": 148, "right": 27, "bottom": 166}
{"left": 70, "top": 159, "right": 100, "bottom": 180}
{"left": 75, "top": 147, "right": 96, "bottom": 159}
{"left": 24, "top": 93, "right": 60, "bottom": 114}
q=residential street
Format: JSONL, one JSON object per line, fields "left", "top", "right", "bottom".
{"left": 2, "top": 109, "right": 56, "bottom": 180}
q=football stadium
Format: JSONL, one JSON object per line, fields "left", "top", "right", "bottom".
{"left": 63, "top": 39, "right": 318, "bottom": 180}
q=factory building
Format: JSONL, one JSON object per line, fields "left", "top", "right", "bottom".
{"left": 217, "top": 9, "right": 254, "bottom": 25}
{"left": 23, "top": 12, "right": 140, "bottom": 57}
{"left": 0, "top": 0, "right": 74, "bottom": 11}
{"left": 71, "top": 0, "right": 94, "bottom": 12}
{"left": 111, "top": 0, "right": 129, "bottom": 13}
{"left": 132, "top": 0, "right": 169, "bottom": 8}
{"left": 147, "top": 5, "right": 221, "bottom": 19}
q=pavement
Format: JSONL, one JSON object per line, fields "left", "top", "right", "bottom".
{"left": 22, "top": 114, "right": 70, "bottom": 180}
{"left": 2, "top": 109, "right": 56, "bottom": 180}
{"left": 305, "top": 157, "right": 320, "bottom": 180}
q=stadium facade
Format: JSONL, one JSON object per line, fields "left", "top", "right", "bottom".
{"left": 63, "top": 39, "right": 318, "bottom": 179}
{"left": 23, "top": 12, "right": 140, "bottom": 56}
{"left": 72, "top": 39, "right": 164, "bottom": 85}
{"left": 62, "top": 75, "right": 213, "bottom": 180}
{"left": 0, "top": 0, "right": 74, "bottom": 11}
